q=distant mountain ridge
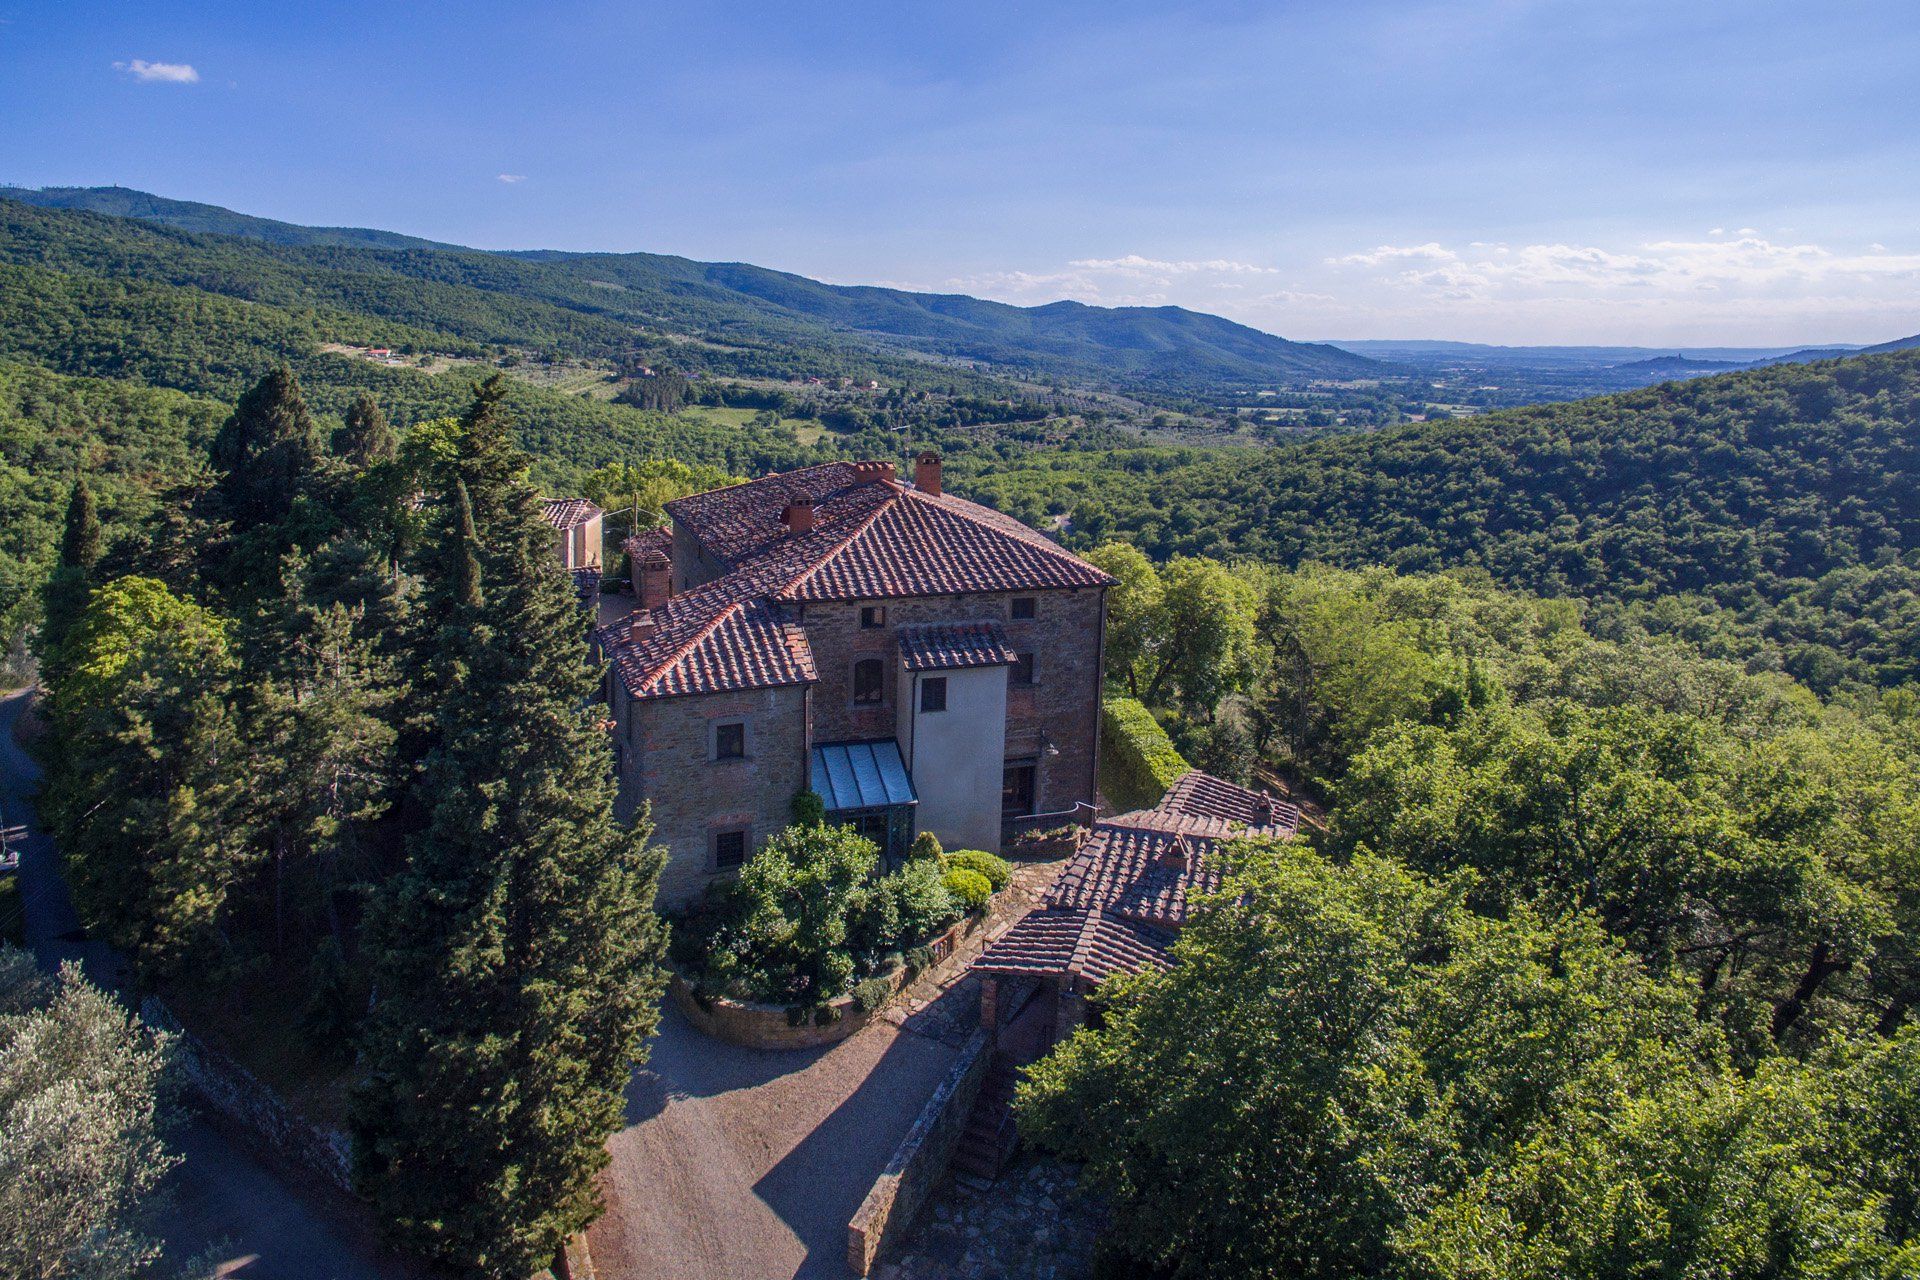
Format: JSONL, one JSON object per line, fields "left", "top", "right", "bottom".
{"left": 1, "top": 185, "right": 1379, "bottom": 390}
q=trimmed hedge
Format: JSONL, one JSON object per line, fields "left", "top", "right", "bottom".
{"left": 945, "top": 849, "right": 1012, "bottom": 891}
{"left": 944, "top": 867, "right": 993, "bottom": 911}
{"left": 1101, "top": 696, "right": 1190, "bottom": 811}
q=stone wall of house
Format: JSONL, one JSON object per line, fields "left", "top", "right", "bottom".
{"left": 846, "top": 1028, "right": 993, "bottom": 1276}
{"left": 669, "top": 522, "right": 732, "bottom": 594}
{"left": 622, "top": 682, "right": 810, "bottom": 905}
{"left": 798, "top": 587, "right": 1106, "bottom": 817}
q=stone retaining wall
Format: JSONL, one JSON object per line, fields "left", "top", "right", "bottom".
{"left": 673, "top": 911, "right": 985, "bottom": 1051}
{"left": 140, "top": 995, "right": 354, "bottom": 1193}
{"left": 847, "top": 1029, "right": 992, "bottom": 1276}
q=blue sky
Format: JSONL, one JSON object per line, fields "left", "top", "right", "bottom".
{"left": 4, "top": 0, "right": 1918, "bottom": 345}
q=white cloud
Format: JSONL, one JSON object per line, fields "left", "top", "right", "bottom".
{"left": 114, "top": 59, "right": 198, "bottom": 83}
{"left": 1068, "top": 253, "right": 1279, "bottom": 277}
{"left": 1316, "top": 234, "right": 1920, "bottom": 341}
{"left": 496, "top": 173, "right": 527, "bottom": 184}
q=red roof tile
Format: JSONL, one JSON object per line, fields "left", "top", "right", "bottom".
{"left": 971, "top": 771, "right": 1299, "bottom": 986}
{"left": 974, "top": 909, "right": 1174, "bottom": 984}
{"left": 897, "top": 621, "right": 1018, "bottom": 672}
{"left": 596, "top": 578, "right": 816, "bottom": 700}
{"left": 542, "top": 497, "right": 601, "bottom": 531}
{"left": 664, "top": 461, "right": 1112, "bottom": 601}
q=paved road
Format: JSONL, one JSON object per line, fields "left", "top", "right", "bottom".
{"left": 590, "top": 1002, "right": 962, "bottom": 1280}
{"left": 2, "top": 689, "right": 413, "bottom": 1280}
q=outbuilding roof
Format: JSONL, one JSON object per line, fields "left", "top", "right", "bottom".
{"left": 973, "top": 771, "right": 1301, "bottom": 985}
{"left": 542, "top": 497, "right": 602, "bottom": 531}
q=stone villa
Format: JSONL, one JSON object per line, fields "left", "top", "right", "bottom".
{"left": 593, "top": 453, "right": 1114, "bottom": 905}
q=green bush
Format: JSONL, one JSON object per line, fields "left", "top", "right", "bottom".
{"left": 679, "top": 823, "right": 962, "bottom": 1004}
{"left": 908, "top": 830, "right": 943, "bottom": 861}
{"left": 944, "top": 867, "right": 993, "bottom": 912}
{"left": 853, "top": 977, "right": 894, "bottom": 1013}
{"left": 791, "top": 788, "right": 827, "bottom": 827}
{"left": 945, "top": 850, "right": 1012, "bottom": 891}
{"left": 1101, "top": 696, "right": 1190, "bottom": 811}
{"left": 813, "top": 1003, "right": 841, "bottom": 1027}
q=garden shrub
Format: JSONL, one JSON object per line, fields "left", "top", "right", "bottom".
{"left": 677, "top": 823, "right": 962, "bottom": 1005}
{"left": 909, "top": 830, "right": 943, "bottom": 861}
{"left": 791, "top": 788, "right": 827, "bottom": 827}
{"left": 1101, "top": 696, "right": 1190, "bottom": 811}
{"left": 944, "top": 867, "right": 993, "bottom": 911}
{"left": 853, "top": 977, "right": 894, "bottom": 1013}
{"left": 944, "top": 850, "right": 1012, "bottom": 891}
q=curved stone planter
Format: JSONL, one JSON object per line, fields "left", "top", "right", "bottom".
{"left": 672, "top": 910, "right": 988, "bottom": 1051}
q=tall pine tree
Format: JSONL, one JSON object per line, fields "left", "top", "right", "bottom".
{"left": 206, "top": 366, "right": 337, "bottom": 592}
{"left": 351, "top": 378, "right": 667, "bottom": 1278}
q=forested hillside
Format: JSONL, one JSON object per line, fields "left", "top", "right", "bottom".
{"left": 1, "top": 190, "right": 1378, "bottom": 390}
{"left": 962, "top": 349, "right": 1920, "bottom": 690}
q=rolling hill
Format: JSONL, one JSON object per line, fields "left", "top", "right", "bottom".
{"left": 1, "top": 186, "right": 1379, "bottom": 391}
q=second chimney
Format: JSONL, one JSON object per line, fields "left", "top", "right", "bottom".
{"left": 914, "top": 450, "right": 942, "bottom": 497}
{"left": 782, "top": 498, "right": 816, "bottom": 534}
{"left": 628, "top": 610, "right": 658, "bottom": 644}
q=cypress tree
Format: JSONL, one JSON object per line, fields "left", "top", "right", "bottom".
{"left": 350, "top": 381, "right": 666, "bottom": 1278}
{"left": 335, "top": 393, "right": 398, "bottom": 467}
{"left": 39, "top": 478, "right": 103, "bottom": 676}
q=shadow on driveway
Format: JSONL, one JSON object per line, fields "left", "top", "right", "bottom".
{"left": 593, "top": 1001, "right": 960, "bottom": 1280}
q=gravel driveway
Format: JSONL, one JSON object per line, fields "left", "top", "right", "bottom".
{"left": 589, "top": 1001, "right": 962, "bottom": 1280}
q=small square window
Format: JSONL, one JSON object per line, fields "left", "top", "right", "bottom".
{"left": 860, "top": 605, "right": 887, "bottom": 629}
{"left": 1010, "top": 597, "right": 1037, "bottom": 620}
{"left": 714, "top": 721, "right": 746, "bottom": 760}
{"left": 1012, "top": 652, "right": 1036, "bottom": 686}
{"left": 919, "top": 676, "right": 948, "bottom": 713}
{"left": 714, "top": 829, "right": 748, "bottom": 869}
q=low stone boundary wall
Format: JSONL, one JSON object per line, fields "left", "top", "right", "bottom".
{"left": 847, "top": 1028, "right": 992, "bottom": 1276}
{"left": 673, "top": 911, "right": 986, "bottom": 1051}
{"left": 140, "top": 995, "right": 354, "bottom": 1193}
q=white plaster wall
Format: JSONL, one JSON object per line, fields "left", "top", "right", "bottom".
{"left": 900, "top": 665, "right": 1008, "bottom": 853}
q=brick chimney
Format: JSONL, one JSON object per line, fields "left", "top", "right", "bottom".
{"left": 781, "top": 498, "right": 815, "bottom": 533}
{"left": 1252, "top": 792, "right": 1275, "bottom": 827}
{"left": 851, "top": 460, "right": 896, "bottom": 486}
{"left": 636, "top": 549, "right": 672, "bottom": 611}
{"left": 628, "top": 610, "right": 658, "bottom": 644}
{"left": 914, "top": 450, "right": 942, "bottom": 497}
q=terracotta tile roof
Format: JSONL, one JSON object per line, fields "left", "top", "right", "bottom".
{"left": 1155, "top": 770, "right": 1302, "bottom": 830}
{"left": 972, "top": 771, "right": 1299, "bottom": 986}
{"left": 897, "top": 621, "right": 1018, "bottom": 672}
{"left": 596, "top": 578, "right": 816, "bottom": 700}
{"left": 622, "top": 526, "right": 672, "bottom": 565}
{"left": 542, "top": 497, "right": 602, "bottom": 531}
{"left": 974, "top": 909, "right": 1173, "bottom": 984}
{"left": 664, "top": 461, "right": 1112, "bottom": 601}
